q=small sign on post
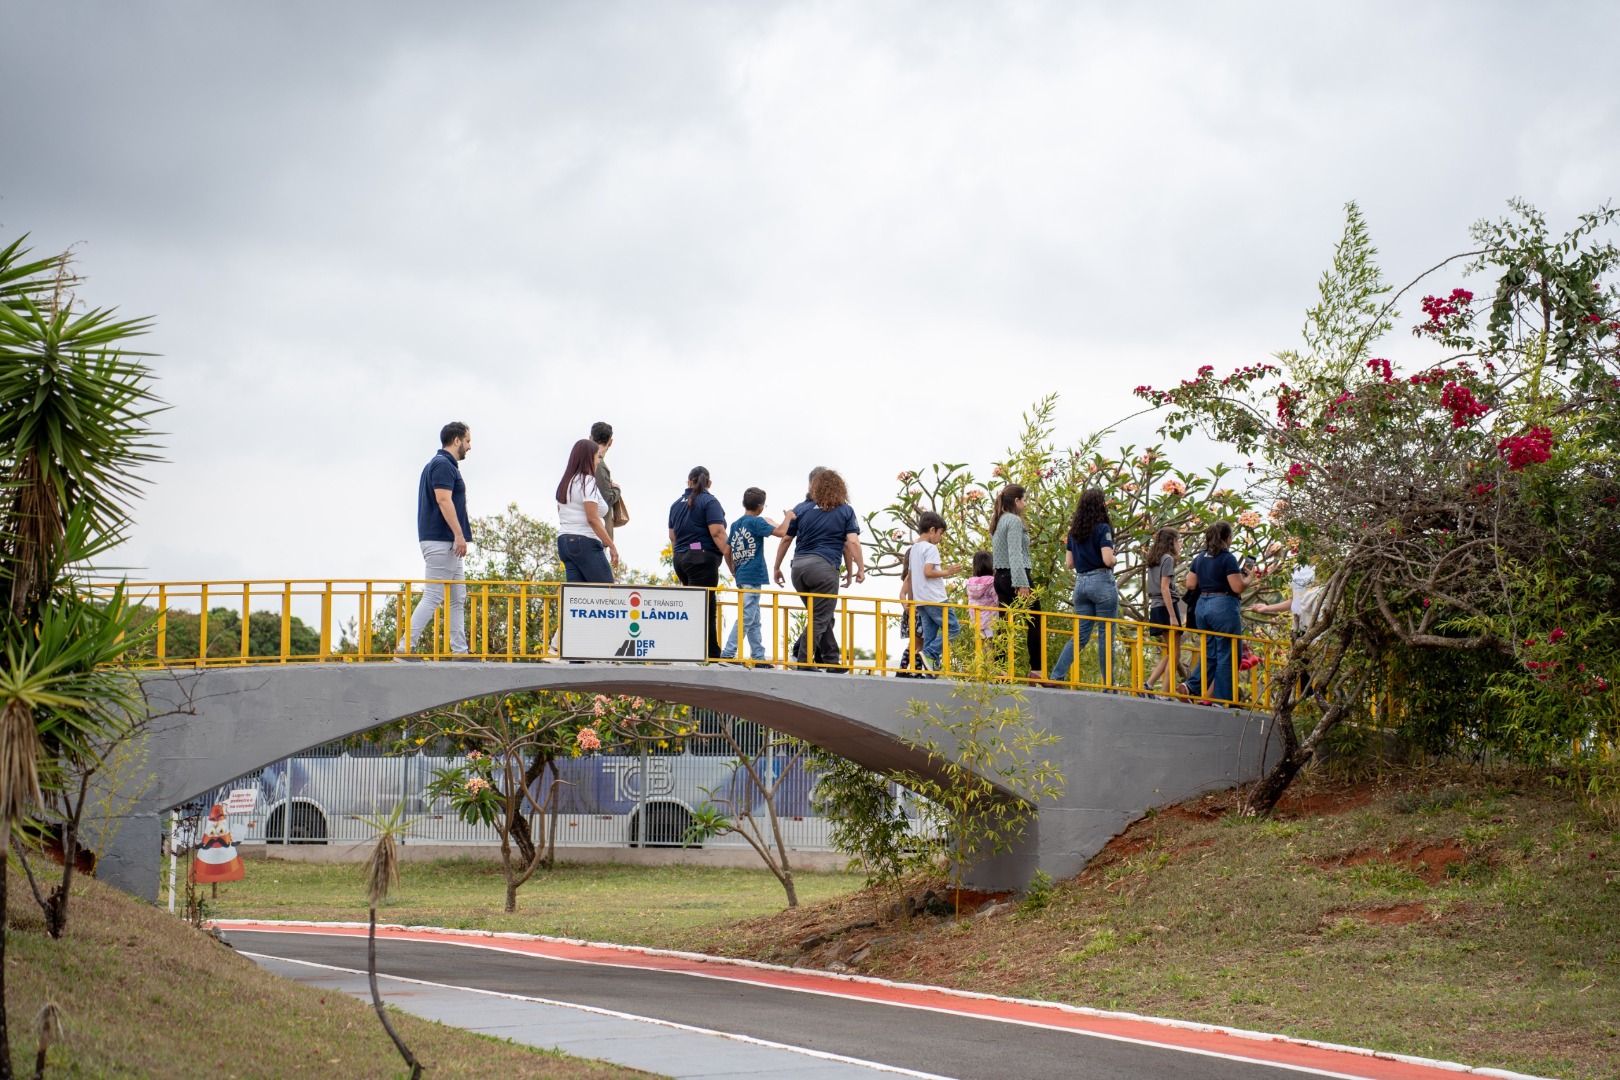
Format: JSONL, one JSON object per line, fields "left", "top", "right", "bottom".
{"left": 560, "top": 584, "right": 707, "bottom": 662}
{"left": 223, "top": 788, "right": 257, "bottom": 815}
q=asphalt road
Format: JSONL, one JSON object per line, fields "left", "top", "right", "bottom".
{"left": 231, "top": 929, "right": 1345, "bottom": 1080}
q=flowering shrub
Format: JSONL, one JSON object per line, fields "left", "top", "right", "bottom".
{"left": 1497, "top": 426, "right": 1554, "bottom": 470}
{"left": 1132, "top": 199, "right": 1620, "bottom": 812}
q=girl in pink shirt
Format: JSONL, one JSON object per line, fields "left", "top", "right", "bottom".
{"left": 965, "top": 551, "right": 998, "bottom": 638}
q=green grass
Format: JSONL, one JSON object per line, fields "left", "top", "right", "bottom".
{"left": 5, "top": 870, "right": 655, "bottom": 1078}
{"left": 211, "top": 859, "right": 865, "bottom": 945}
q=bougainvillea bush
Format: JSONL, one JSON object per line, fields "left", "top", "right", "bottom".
{"left": 1136, "top": 200, "right": 1620, "bottom": 815}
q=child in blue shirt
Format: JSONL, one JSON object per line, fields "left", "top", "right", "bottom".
{"left": 721, "top": 487, "right": 791, "bottom": 663}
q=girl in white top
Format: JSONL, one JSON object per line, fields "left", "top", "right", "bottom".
{"left": 555, "top": 438, "right": 617, "bottom": 582}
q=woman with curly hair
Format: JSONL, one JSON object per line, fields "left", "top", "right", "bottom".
{"left": 773, "top": 467, "right": 865, "bottom": 670}
{"left": 1049, "top": 487, "right": 1119, "bottom": 686}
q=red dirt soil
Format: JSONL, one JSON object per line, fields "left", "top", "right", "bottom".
{"left": 1307, "top": 840, "right": 1468, "bottom": 885}
{"left": 1334, "top": 902, "right": 1430, "bottom": 925}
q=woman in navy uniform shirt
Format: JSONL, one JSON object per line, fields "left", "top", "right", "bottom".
{"left": 1049, "top": 488, "right": 1119, "bottom": 686}
{"left": 1183, "top": 520, "right": 1255, "bottom": 703}
{"left": 668, "top": 466, "right": 731, "bottom": 659}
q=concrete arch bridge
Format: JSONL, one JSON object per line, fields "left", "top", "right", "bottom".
{"left": 96, "top": 580, "right": 1285, "bottom": 900}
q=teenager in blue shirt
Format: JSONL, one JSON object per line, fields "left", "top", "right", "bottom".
{"left": 668, "top": 466, "right": 731, "bottom": 659}
{"left": 772, "top": 467, "right": 865, "bottom": 670}
{"left": 1183, "top": 520, "right": 1256, "bottom": 704}
{"left": 1049, "top": 488, "right": 1119, "bottom": 686}
{"left": 720, "top": 487, "right": 791, "bottom": 664}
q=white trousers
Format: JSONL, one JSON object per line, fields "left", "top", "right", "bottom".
{"left": 406, "top": 540, "right": 467, "bottom": 653}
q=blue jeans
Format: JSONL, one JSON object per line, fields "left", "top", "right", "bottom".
{"left": 1196, "top": 593, "right": 1242, "bottom": 702}
{"left": 557, "top": 534, "right": 614, "bottom": 583}
{"left": 1050, "top": 570, "right": 1119, "bottom": 684}
{"left": 722, "top": 590, "right": 766, "bottom": 660}
{"left": 915, "top": 603, "right": 961, "bottom": 668}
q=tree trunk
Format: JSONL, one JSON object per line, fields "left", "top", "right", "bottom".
{"left": 368, "top": 905, "right": 421, "bottom": 1079}
{"left": 504, "top": 873, "right": 519, "bottom": 914}
{"left": 2, "top": 840, "right": 13, "bottom": 1080}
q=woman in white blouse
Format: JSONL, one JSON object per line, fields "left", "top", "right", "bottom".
{"left": 555, "top": 438, "right": 618, "bottom": 581}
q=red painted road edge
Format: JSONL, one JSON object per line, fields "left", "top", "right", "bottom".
{"left": 218, "top": 920, "right": 1542, "bottom": 1080}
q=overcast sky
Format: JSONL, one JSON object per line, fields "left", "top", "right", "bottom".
{"left": 3, "top": 1, "right": 1617, "bottom": 594}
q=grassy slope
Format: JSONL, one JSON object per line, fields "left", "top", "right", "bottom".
{"left": 5, "top": 871, "right": 655, "bottom": 1079}
{"left": 211, "top": 861, "right": 864, "bottom": 944}
{"left": 680, "top": 772, "right": 1620, "bottom": 1080}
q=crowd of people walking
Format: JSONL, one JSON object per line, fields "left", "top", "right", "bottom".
{"left": 401, "top": 420, "right": 1302, "bottom": 703}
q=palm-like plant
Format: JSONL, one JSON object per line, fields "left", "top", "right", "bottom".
{"left": 0, "top": 235, "right": 161, "bottom": 1078}
{"left": 358, "top": 803, "right": 421, "bottom": 1080}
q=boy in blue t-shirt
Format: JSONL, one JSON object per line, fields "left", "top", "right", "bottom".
{"left": 721, "top": 487, "right": 791, "bottom": 663}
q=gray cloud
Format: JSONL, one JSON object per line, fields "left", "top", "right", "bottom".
{"left": 2, "top": 0, "right": 1616, "bottom": 586}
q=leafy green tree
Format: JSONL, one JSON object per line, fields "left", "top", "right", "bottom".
{"left": 419, "top": 692, "right": 689, "bottom": 912}
{"left": 897, "top": 664, "right": 1066, "bottom": 914}
{"left": 684, "top": 719, "right": 808, "bottom": 907}
{"left": 138, "top": 607, "right": 321, "bottom": 662}
{"left": 805, "top": 748, "right": 930, "bottom": 891}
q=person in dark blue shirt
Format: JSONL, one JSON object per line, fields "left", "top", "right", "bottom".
{"left": 667, "top": 466, "right": 731, "bottom": 658}
{"left": 1183, "top": 520, "right": 1256, "bottom": 703}
{"left": 401, "top": 421, "right": 472, "bottom": 656}
{"left": 1050, "top": 488, "right": 1119, "bottom": 686}
{"left": 773, "top": 467, "right": 865, "bottom": 670}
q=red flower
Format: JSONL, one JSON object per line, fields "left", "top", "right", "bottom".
{"left": 1548, "top": 628, "right": 1567, "bottom": 644}
{"left": 1498, "top": 426, "right": 1554, "bottom": 470}
{"left": 1440, "top": 382, "right": 1488, "bottom": 428}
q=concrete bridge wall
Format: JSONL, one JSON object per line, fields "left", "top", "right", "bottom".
{"left": 102, "top": 664, "right": 1281, "bottom": 900}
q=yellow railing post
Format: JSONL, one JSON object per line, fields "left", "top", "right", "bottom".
{"left": 319, "top": 583, "right": 332, "bottom": 660}
{"left": 280, "top": 583, "right": 293, "bottom": 661}
{"left": 197, "top": 584, "right": 210, "bottom": 667}
{"left": 156, "top": 585, "right": 168, "bottom": 662}
{"left": 239, "top": 583, "right": 252, "bottom": 661}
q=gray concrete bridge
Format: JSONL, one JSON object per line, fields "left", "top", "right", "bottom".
{"left": 102, "top": 664, "right": 1280, "bottom": 900}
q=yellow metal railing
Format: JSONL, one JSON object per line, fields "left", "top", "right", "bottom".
{"left": 91, "top": 579, "right": 1289, "bottom": 708}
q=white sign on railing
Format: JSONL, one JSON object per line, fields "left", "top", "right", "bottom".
{"left": 559, "top": 584, "right": 707, "bottom": 662}
{"left": 223, "top": 788, "right": 258, "bottom": 815}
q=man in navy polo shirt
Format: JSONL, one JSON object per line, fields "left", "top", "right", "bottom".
{"left": 401, "top": 421, "right": 472, "bottom": 656}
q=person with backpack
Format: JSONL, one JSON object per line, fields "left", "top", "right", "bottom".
{"left": 667, "top": 466, "right": 731, "bottom": 659}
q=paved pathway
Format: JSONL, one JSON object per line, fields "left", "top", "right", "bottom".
{"left": 223, "top": 922, "right": 1547, "bottom": 1080}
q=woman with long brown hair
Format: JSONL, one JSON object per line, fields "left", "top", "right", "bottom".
{"left": 1049, "top": 487, "right": 1119, "bottom": 686}
{"left": 555, "top": 438, "right": 617, "bottom": 582}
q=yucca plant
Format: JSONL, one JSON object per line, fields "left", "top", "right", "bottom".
{"left": 358, "top": 803, "right": 421, "bottom": 1079}
{"left": 0, "top": 235, "right": 161, "bottom": 1078}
